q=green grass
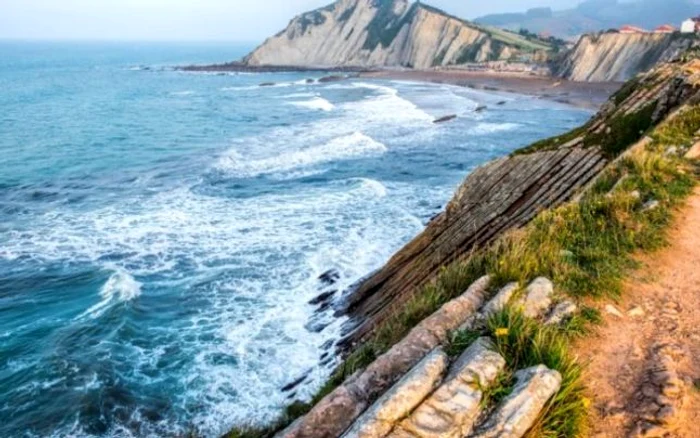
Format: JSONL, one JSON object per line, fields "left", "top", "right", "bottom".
{"left": 651, "top": 106, "right": 700, "bottom": 148}
{"left": 584, "top": 104, "right": 656, "bottom": 157}
{"left": 486, "top": 309, "right": 587, "bottom": 438}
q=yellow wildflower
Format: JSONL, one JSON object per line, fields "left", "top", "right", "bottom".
{"left": 495, "top": 328, "right": 509, "bottom": 337}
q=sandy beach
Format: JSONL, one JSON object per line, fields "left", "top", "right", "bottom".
{"left": 361, "top": 70, "right": 623, "bottom": 110}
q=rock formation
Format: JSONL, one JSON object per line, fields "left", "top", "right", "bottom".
{"left": 335, "top": 52, "right": 700, "bottom": 354}
{"left": 557, "top": 32, "right": 697, "bottom": 82}
{"left": 243, "top": 0, "right": 555, "bottom": 69}
{"left": 279, "top": 276, "right": 562, "bottom": 438}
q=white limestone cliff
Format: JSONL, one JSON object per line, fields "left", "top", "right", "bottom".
{"left": 558, "top": 33, "right": 696, "bottom": 82}
{"left": 244, "top": 0, "right": 550, "bottom": 69}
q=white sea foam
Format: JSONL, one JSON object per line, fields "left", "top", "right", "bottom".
{"left": 76, "top": 269, "right": 142, "bottom": 320}
{"left": 6, "top": 172, "right": 425, "bottom": 435}
{"left": 468, "top": 122, "right": 521, "bottom": 135}
{"left": 220, "top": 85, "right": 259, "bottom": 91}
{"left": 282, "top": 92, "right": 317, "bottom": 99}
{"left": 170, "top": 90, "right": 196, "bottom": 96}
{"left": 216, "top": 132, "right": 386, "bottom": 177}
{"left": 289, "top": 97, "right": 335, "bottom": 111}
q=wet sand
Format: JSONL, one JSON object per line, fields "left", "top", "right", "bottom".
{"left": 361, "top": 70, "right": 623, "bottom": 110}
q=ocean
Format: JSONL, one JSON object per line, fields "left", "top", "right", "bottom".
{"left": 0, "top": 41, "right": 591, "bottom": 437}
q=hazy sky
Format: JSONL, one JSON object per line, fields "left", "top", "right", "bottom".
{"left": 0, "top": 0, "right": 585, "bottom": 42}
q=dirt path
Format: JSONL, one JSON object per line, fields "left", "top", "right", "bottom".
{"left": 573, "top": 188, "right": 700, "bottom": 437}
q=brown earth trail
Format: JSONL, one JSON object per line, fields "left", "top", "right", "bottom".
{"left": 573, "top": 188, "right": 700, "bottom": 437}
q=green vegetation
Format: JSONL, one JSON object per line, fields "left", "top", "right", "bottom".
{"left": 651, "top": 106, "right": 700, "bottom": 147}
{"left": 585, "top": 104, "right": 656, "bottom": 157}
{"left": 363, "top": 0, "right": 419, "bottom": 50}
{"left": 487, "top": 310, "right": 587, "bottom": 438}
{"left": 514, "top": 123, "right": 590, "bottom": 155}
{"left": 223, "top": 92, "right": 700, "bottom": 438}
{"left": 338, "top": 5, "right": 356, "bottom": 22}
{"left": 613, "top": 77, "right": 641, "bottom": 105}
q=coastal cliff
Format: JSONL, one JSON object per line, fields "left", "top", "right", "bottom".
{"left": 336, "top": 51, "right": 700, "bottom": 354}
{"left": 243, "top": 0, "right": 555, "bottom": 69}
{"left": 558, "top": 32, "right": 697, "bottom": 82}
{"left": 264, "top": 52, "right": 700, "bottom": 438}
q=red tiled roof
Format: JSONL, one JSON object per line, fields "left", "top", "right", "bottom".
{"left": 620, "top": 25, "right": 646, "bottom": 33}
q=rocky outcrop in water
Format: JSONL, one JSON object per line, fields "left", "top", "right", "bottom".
{"left": 243, "top": 0, "right": 555, "bottom": 69}
{"left": 557, "top": 32, "right": 697, "bottom": 82}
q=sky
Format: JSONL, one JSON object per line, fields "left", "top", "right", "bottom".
{"left": 0, "top": 0, "right": 583, "bottom": 42}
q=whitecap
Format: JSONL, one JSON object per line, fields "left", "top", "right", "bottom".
{"left": 467, "top": 122, "right": 521, "bottom": 135}
{"left": 76, "top": 269, "right": 142, "bottom": 320}
{"left": 352, "top": 178, "right": 388, "bottom": 198}
{"left": 220, "top": 85, "right": 258, "bottom": 91}
{"left": 216, "top": 132, "right": 386, "bottom": 178}
{"left": 170, "top": 90, "right": 196, "bottom": 96}
{"left": 289, "top": 97, "right": 335, "bottom": 111}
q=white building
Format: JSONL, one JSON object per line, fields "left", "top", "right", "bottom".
{"left": 681, "top": 18, "right": 699, "bottom": 34}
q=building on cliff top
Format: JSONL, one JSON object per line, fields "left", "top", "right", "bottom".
{"left": 620, "top": 25, "right": 647, "bottom": 34}
{"left": 681, "top": 17, "right": 700, "bottom": 34}
{"left": 654, "top": 25, "right": 676, "bottom": 34}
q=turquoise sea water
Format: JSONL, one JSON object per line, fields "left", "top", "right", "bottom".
{"left": 0, "top": 41, "right": 591, "bottom": 437}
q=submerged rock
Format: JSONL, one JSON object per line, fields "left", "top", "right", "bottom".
{"left": 318, "top": 269, "right": 341, "bottom": 286}
{"left": 433, "top": 115, "right": 457, "bottom": 124}
{"left": 309, "top": 290, "right": 337, "bottom": 306}
{"left": 318, "top": 75, "right": 345, "bottom": 83}
{"left": 475, "top": 105, "right": 488, "bottom": 112}
{"left": 281, "top": 371, "right": 311, "bottom": 393}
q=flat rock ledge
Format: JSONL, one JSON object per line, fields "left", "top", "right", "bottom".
{"left": 469, "top": 365, "right": 563, "bottom": 438}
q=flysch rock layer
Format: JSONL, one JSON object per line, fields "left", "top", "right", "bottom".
{"left": 342, "top": 349, "right": 449, "bottom": 438}
{"left": 469, "top": 365, "right": 563, "bottom": 438}
{"left": 276, "top": 276, "right": 491, "bottom": 438}
{"left": 388, "top": 338, "right": 506, "bottom": 438}
{"left": 244, "top": 0, "right": 550, "bottom": 69}
{"left": 516, "top": 277, "right": 554, "bottom": 319}
{"left": 337, "top": 55, "right": 700, "bottom": 355}
{"left": 557, "top": 33, "right": 696, "bottom": 82}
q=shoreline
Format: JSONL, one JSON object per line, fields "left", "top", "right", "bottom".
{"left": 179, "top": 62, "right": 621, "bottom": 111}
{"left": 361, "top": 70, "right": 622, "bottom": 111}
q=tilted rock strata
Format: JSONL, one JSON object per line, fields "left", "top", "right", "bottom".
{"left": 389, "top": 338, "right": 506, "bottom": 438}
{"left": 338, "top": 147, "right": 607, "bottom": 351}
{"left": 244, "top": 0, "right": 551, "bottom": 69}
{"left": 277, "top": 276, "right": 491, "bottom": 438}
{"left": 469, "top": 365, "right": 563, "bottom": 438}
{"left": 557, "top": 33, "right": 696, "bottom": 82}
{"left": 282, "top": 275, "right": 563, "bottom": 438}
{"left": 516, "top": 277, "right": 554, "bottom": 319}
{"left": 337, "top": 55, "right": 700, "bottom": 354}
{"left": 342, "top": 349, "right": 449, "bottom": 438}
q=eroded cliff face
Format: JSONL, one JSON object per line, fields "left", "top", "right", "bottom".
{"left": 244, "top": 0, "right": 551, "bottom": 69}
{"left": 558, "top": 32, "right": 697, "bottom": 82}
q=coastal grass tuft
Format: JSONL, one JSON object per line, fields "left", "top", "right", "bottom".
{"left": 486, "top": 309, "right": 587, "bottom": 438}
